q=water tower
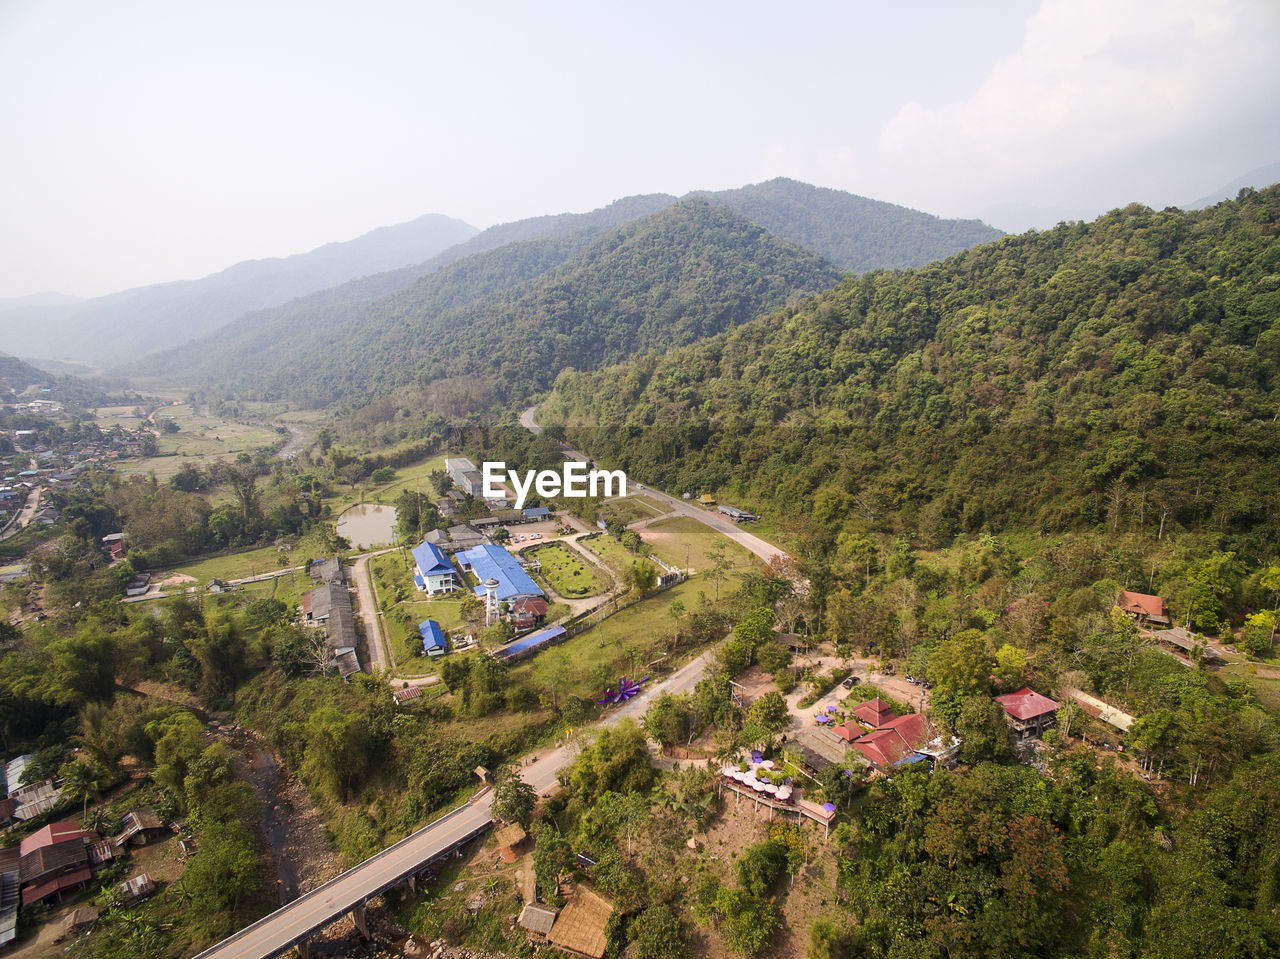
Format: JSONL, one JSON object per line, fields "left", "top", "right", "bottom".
{"left": 483, "top": 578, "right": 500, "bottom": 627}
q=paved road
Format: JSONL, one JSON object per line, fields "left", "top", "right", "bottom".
{"left": 350, "top": 550, "right": 396, "bottom": 674}
{"left": 0, "top": 486, "right": 42, "bottom": 541}
{"left": 193, "top": 640, "right": 712, "bottom": 959}
{"left": 520, "top": 405, "right": 789, "bottom": 566}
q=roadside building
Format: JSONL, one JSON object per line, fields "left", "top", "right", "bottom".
{"left": 717, "top": 504, "right": 759, "bottom": 522}
{"left": 993, "top": 687, "right": 1060, "bottom": 738}
{"left": 509, "top": 596, "right": 549, "bottom": 631}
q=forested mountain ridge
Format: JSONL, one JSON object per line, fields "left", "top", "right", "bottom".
{"left": 544, "top": 187, "right": 1280, "bottom": 556}
{"left": 130, "top": 181, "right": 1002, "bottom": 398}
{"left": 139, "top": 199, "right": 843, "bottom": 409}
{"left": 131, "top": 194, "right": 680, "bottom": 388}
{"left": 699, "top": 177, "right": 1003, "bottom": 272}
{"left": 3, "top": 213, "right": 479, "bottom": 366}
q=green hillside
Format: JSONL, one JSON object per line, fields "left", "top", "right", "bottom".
{"left": 141, "top": 199, "right": 843, "bottom": 409}
{"left": 545, "top": 188, "right": 1280, "bottom": 555}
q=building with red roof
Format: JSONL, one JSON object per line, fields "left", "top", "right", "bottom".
{"left": 851, "top": 713, "right": 932, "bottom": 770}
{"left": 1117, "top": 590, "right": 1170, "bottom": 625}
{"left": 993, "top": 687, "right": 1060, "bottom": 738}
{"left": 19, "top": 820, "right": 94, "bottom": 857}
{"left": 848, "top": 697, "right": 900, "bottom": 729}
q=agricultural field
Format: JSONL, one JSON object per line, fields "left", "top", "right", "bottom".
{"left": 100, "top": 401, "right": 285, "bottom": 479}
{"left": 526, "top": 541, "right": 610, "bottom": 598}
{"left": 330, "top": 454, "right": 450, "bottom": 513}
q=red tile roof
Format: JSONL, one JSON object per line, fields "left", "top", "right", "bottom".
{"left": 1118, "top": 591, "right": 1165, "bottom": 619}
{"left": 850, "top": 697, "right": 899, "bottom": 728}
{"left": 993, "top": 687, "right": 1059, "bottom": 721}
{"left": 852, "top": 713, "right": 931, "bottom": 768}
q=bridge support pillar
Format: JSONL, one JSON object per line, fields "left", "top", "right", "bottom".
{"left": 296, "top": 939, "right": 313, "bottom": 959}
{"left": 352, "top": 902, "right": 370, "bottom": 939}
{"left": 404, "top": 874, "right": 417, "bottom": 896}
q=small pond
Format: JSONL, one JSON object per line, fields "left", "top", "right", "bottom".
{"left": 336, "top": 503, "right": 398, "bottom": 549}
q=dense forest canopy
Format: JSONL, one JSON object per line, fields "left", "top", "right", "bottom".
{"left": 545, "top": 187, "right": 1280, "bottom": 558}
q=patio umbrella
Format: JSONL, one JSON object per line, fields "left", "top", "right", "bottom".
{"left": 822, "top": 802, "right": 836, "bottom": 813}
{"left": 776, "top": 785, "right": 793, "bottom": 800}
{"left": 761, "top": 783, "right": 778, "bottom": 794}
{"left": 732, "top": 770, "right": 747, "bottom": 782}
{"left": 826, "top": 705, "right": 837, "bottom": 713}
{"left": 758, "top": 759, "right": 775, "bottom": 770}
{"left": 815, "top": 715, "right": 829, "bottom": 724}
{"left": 721, "top": 766, "right": 738, "bottom": 777}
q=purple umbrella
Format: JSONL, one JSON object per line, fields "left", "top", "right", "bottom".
{"left": 815, "top": 715, "right": 829, "bottom": 724}
{"left": 822, "top": 802, "right": 836, "bottom": 813}
{"left": 826, "top": 705, "right": 837, "bottom": 713}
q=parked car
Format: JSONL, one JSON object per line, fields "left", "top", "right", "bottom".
{"left": 841, "top": 676, "right": 860, "bottom": 689}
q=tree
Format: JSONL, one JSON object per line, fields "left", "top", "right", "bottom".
{"left": 621, "top": 530, "right": 643, "bottom": 553}
{"left": 644, "top": 693, "right": 693, "bottom": 747}
{"left": 807, "top": 918, "right": 845, "bottom": 959}
{"left": 58, "top": 758, "right": 109, "bottom": 817}
{"left": 736, "top": 838, "right": 788, "bottom": 897}
{"left": 492, "top": 767, "right": 537, "bottom": 828}
{"left": 1240, "top": 610, "right": 1276, "bottom": 656}
{"left": 180, "top": 819, "right": 261, "bottom": 916}
{"left": 624, "top": 559, "right": 658, "bottom": 595}
{"left": 301, "top": 705, "right": 372, "bottom": 801}
{"left": 955, "top": 696, "right": 1013, "bottom": 764}
{"left": 631, "top": 904, "right": 685, "bottom": 959}
{"left": 706, "top": 541, "right": 732, "bottom": 602}
{"left": 744, "top": 691, "right": 789, "bottom": 736}
{"left": 566, "top": 720, "right": 653, "bottom": 802}
{"left": 930, "top": 629, "right": 993, "bottom": 701}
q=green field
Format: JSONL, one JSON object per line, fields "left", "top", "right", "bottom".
{"left": 639, "top": 516, "right": 758, "bottom": 575}
{"left": 578, "top": 532, "right": 647, "bottom": 576}
{"left": 633, "top": 493, "right": 673, "bottom": 515}
{"left": 101, "top": 402, "right": 285, "bottom": 479}
{"left": 164, "top": 545, "right": 305, "bottom": 586}
{"left": 508, "top": 576, "right": 708, "bottom": 699}
{"left": 526, "top": 541, "right": 610, "bottom": 598}
{"left": 331, "top": 454, "right": 450, "bottom": 513}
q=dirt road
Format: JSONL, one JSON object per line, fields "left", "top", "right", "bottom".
{"left": 350, "top": 550, "right": 395, "bottom": 674}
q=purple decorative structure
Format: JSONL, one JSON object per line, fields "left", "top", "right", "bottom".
{"left": 595, "top": 675, "right": 649, "bottom": 706}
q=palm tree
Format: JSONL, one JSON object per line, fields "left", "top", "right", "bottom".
{"left": 58, "top": 758, "right": 108, "bottom": 818}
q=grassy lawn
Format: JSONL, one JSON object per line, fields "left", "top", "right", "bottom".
{"left": 578, "top": 532, "right": 647, "bottom": 576}
{"left": 526, "top": 541, "right": 610, "bottom": 598}
{"left": 163, "top": 545, "right": 304, "bottom": 586}
{"left": 370, "top": 552, "right": 478, "bottom": 670}
{"left": 103, "top": 402, "right": 285, "bottom": 479}
{"left": 639, "top": 516, "right": 758, "bottom": 575}
{"left": 330, "top": 454, "right": 450, "bottom": 513}
{"left": 1219, "top": 660, "right": 1280, "bottom": 713}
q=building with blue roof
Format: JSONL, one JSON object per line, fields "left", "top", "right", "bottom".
{"left": 411, "top": 540, "right": 459, "bottom": 595}
{"left": 522, "top": 506, "right": 553, "bottom": 521}
{"left": 456, "top": 543, "right": 543, "bottom": 602}
{"left": 418, "top": 619, "right": 449, "bottom": 657}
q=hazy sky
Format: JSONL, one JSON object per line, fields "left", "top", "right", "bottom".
{"left": 2, "top": 0, "right": 1278, "bottom": 299}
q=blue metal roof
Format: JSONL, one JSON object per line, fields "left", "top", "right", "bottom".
{"left": 418, "top": 619, "right": 448, "bottom": 651}
{"left": 522, "top": 506, "right": 552, "bottom": 519}
{"left": 495, "top": 624, "right": 566, "bottom": 660}
{"left": 457, "top": 544, "right": 543, "bottom": 601}
{"left": 411, "top": 540, "right": 454, "bottom": 577}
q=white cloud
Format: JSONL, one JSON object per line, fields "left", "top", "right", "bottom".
{"left": 873, "top": 0, "right": 1280, "bottom": 213}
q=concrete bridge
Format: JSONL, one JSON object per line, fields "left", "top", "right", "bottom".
{"left": 191, "top": 797, "right": 497, "bottom": 959}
